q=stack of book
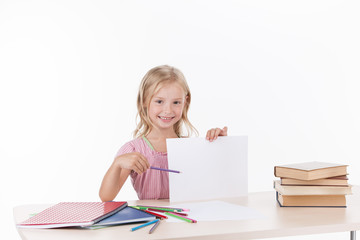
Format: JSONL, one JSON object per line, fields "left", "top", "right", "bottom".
{"left": 274, "top": 161, "right": 352, "bottom": 207}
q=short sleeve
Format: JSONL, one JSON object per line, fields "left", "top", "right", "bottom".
{"left": 114, "top": 141, "right": 138, "bottom": 178}
{"left": 114, "top": 141, "right": 135, "bottom": 158}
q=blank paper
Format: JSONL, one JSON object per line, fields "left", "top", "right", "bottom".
{"left": 167, "top": 136, "right": 248, "bottom": 202}
{"left": 167, "top": 200, "right": 264, "bottom": 222}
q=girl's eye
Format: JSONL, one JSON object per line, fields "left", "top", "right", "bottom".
{"left": 174, "top": 101, "right": 181, "bottom": 105}
{"left": 155, "top": 100, "right": 163, "bottom": 104}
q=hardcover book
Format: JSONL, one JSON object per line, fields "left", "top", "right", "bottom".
{"left": 276, "top": 192, "right": 346, "bottom": 207}
{"left": 17, "top": 201, "right": 127, "bottom": 228}
{"left": 274, "top": 180, "right": 352, "bottom": 196}
{"left": 274, "top": 161, "right": 348, "bottom": 180}
{"left": 281, "top": 175, "right": 348, "bottom": 186}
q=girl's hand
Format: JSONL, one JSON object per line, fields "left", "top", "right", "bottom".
{"left": 206, "top": 126, "right": 228, "bottom": 142}
{"left": 114, "top": 152, "right": 150, "bottom": 174}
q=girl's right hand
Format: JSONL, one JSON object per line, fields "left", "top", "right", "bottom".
{"left": 114, "top": 152, "right": 150, "bottom": 174}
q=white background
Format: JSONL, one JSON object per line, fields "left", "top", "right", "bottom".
{"left": 1, "top": 1, "right": 359, "bottom": 239}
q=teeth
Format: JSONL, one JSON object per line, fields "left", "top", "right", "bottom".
{"left": 159, "top": 116, "right": 173, "bottom": 120}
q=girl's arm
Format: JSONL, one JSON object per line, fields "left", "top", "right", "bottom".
{"left": 99, "top": 152, "right": 149, "bottom": 202}
{"left": 206, "top": 126, "right": 228, "bottom": 141}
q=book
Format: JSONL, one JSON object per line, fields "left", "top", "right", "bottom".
{"left": 85, "top": 206, "right": 156, "bottom": 228}
{"left": 276, "top": 192, "right": 346, "bottom": 207}
{"left": 17, "top": 201, "right": 127, "bottom": 228}
{"left": 281, "top": 175, "right": 349, "bottom": 186}
{"left": 274, "top": 161, "right": 348, "bottom": 180}
{"left": 273, "top": 180, "right": 352, "bottom": 195}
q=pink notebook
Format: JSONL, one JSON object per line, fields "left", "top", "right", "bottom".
{"left": 17, "top": 201, "right": 127, "bottom": 228}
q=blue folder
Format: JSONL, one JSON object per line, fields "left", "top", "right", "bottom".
{"left": 91, "top": 206, "right": 156, "bottom": 227}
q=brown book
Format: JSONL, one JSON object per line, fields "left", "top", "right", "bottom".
{"left": 281, "top": 175, "right": 348, "bottom": 186}
{"left": 274, "top": 161, "right": 348, "bottom": 180}
{"left": 274, "top": 180, "right": 352, "bottom": 195}
{"left": 276, "top": 192, "right": 346, "bottom": 207}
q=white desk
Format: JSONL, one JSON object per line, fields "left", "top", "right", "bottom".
{"left": 14, "top": 187, "right": 360, "bottom": 240}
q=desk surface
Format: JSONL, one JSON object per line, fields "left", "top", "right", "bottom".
{"left": 14, "top": 187, "right": 360, "bottom": 240}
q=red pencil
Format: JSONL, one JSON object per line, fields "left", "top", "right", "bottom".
{"left": 144, "top": 210, "right": 168, "bottom": 219}
{"left": 172, "top": 212, "right": 188, "bottom": 216}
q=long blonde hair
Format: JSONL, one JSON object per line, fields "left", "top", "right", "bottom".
{"left": 133, "top": 65, "right": 198, "bottom": 138}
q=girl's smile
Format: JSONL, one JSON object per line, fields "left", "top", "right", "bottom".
{"left": 158, "top": 116, "right": 175, "bottom": 121}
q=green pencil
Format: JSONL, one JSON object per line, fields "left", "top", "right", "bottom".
{"left": 135, "top": 206, "right": 181, "bottom": 212}
{"left": 165, "top": 212, "right": 193, "bottom": 223}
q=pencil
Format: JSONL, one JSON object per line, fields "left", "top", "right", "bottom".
{"left": 134, "top": 206, "right": 182, "bottom": 212}
{"left": 143, "top": 210, "right": 168, "bottom": 219}
{"left": 148, "top": 219, "right": 160, "bottom": 234}
{"left": 150, "top": 166, "right": 181, "bottom": 174}
{"left": 137, "top": 205, "right": 189, "bottom": 212}
{"left": 130, "top": 219, "right": 159, "bottom": 232}
{"left": 171, "top": 212, "right": 197, "bottom": 223}
{"left": 147, "top": 207, "right": 181, "bottom": 213}
{"left": 173, "top": 212, "right": 188, "bottom": 216}
{"left": 165, "top": 212, "right": 194, "bottom": 223}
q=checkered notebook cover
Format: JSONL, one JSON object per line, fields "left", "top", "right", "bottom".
{"left": 17, "top": 201, "right": 127, "bottom": 228}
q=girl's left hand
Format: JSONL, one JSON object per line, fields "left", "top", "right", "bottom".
{"left": 206, "top": 126, "right": 228, "bottom": 142}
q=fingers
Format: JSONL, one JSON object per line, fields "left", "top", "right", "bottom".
{"left": 116, "top": 153, "right": 150, "bottom": 174}
{"left": 206, "top": 126, "right": 228, "bottom": 142}
{"left": 206, "top": 129, "right": 214, "bottom": 141}
{"left": 134, "top": 161, "right": 147, "bottom": 175}
{"left": 206, "top": 128, "right": 220, "bottom": 142}
{"left": 135, "top": 153, "right": 150, "bottom": 174}
{"left": 221, "top": 126, "right": 228, "bottom": 136}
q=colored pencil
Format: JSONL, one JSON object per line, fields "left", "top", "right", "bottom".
{"left": 129, "top": 206, "right": 141, "bottom": 209}
{"left": 143, "top": 210, "right": 168, "bottom": 219}
{"left": 149, "top": 207, "right": 183, "bottom": 212}
{"left": 146, "top": 208, "right": 169, "bottom": 213}
{"left": 130, "top": 219, "right": 159, "bottom": 232}
{"left": 165, "top": 212, "right": 194, "bottom": 223}
{"left": 173, "top": 212, "right": 188, "bottom": 216}
{"left": 150, "top": 166, "right": 181, "bottom": 174}
{"left": 171, "top": 212, "right": 197, "bottom": 223}
{"left": 135, "top": 206, "right": 181, "bottom": 212}
{"left": 148, "top": 219, "right": 160, "bottom": 234}
{"left": 137, "top": 205, "right": 189, "bottom": 212}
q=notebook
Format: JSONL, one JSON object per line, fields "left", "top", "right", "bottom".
{"left": 17, "top": 201, "right": 127, "bottom": 228}
{"left": 84, "top": 206, "right": 156, "bottom": 228}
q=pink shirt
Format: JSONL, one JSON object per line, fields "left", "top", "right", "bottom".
{"left": 115, "top": 137, "right": 169, "bottom": 200}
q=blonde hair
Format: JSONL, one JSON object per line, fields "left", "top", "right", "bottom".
{"left": 133, "top": 65, "right": 198, "bottom": 138}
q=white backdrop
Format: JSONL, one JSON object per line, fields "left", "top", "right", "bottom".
{"left": 1, "top": 1, "right": 359, "bottom": 239}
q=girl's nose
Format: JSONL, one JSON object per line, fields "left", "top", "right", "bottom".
{"left": 163, "top": 103, "right": 172, "bottom": 113}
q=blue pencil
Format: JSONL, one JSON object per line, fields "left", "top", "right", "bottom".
{"left": 150, "top": 166, "right": 181, "bottom": 174}
{"left": 130, "top": 219, "right": 159, "bottom": 232}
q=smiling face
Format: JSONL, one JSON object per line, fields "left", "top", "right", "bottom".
{"left": 148, "top": 82, "right": 186, "bottom": 132}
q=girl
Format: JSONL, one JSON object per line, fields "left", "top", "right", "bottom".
{"left": 99, "top": 65, "right": 227, "bottom": 201}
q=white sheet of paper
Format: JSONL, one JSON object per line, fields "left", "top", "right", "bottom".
{"left": 167, "top": 136, "right": 248, "bottom": 202}
{"left": 166, "top": 200, "right": 264, "bottom": 222}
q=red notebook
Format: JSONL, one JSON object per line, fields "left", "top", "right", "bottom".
{"left": 17, "top": 201, "right": 127, "bottom": 228}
